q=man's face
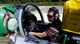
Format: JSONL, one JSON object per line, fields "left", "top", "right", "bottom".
{"left": 47, "top": 11, "right": 54, "bottom": 22}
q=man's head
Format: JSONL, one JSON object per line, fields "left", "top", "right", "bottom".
{"left": 47, "top": 7, "right": 59, "bottom": 22}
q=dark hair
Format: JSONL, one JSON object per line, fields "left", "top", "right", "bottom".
{"left": 48, "top": 7, "right": 59, "bottom": 19}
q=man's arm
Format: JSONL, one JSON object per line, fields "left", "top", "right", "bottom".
{"left": 29, "top": 27, "right": 59, "bottom": 38}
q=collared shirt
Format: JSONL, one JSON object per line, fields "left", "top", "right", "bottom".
{"left": 45, "top": 19, "right": 61, "bottom": 42}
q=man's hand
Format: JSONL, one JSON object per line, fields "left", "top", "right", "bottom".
{"left": 29, "top": 32, "right": 47, "bottom": 38}
{"left": 6, "top": 33, "right": 10, "bottom": 38}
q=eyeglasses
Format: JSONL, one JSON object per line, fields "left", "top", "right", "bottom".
{"left": 47, "top": 15, "right": 53, "bottom": 18}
